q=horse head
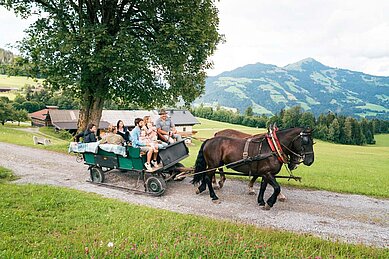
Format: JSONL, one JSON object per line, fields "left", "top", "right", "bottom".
{"left": 289, "top": 128, "right": 315, "bottom": 166}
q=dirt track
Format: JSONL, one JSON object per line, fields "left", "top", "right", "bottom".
{"left": 0, "top": 142, "right": 388, "bottom": 248}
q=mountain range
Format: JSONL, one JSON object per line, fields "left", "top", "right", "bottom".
{"left": 198, "top": 58, "right": 389, "bottom": 120}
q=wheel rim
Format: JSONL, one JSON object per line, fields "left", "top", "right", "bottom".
{"left": 91, "top": 168, "right": 103, "bottom": 182}
{"left": 149, "top": 181, "right": 160, "bottom": 192}
{"left": 146, "top": 177, "right": 165, "bottom": 193}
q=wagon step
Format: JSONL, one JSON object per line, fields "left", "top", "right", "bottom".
{"left": 86, "top": 180, "right": 165, "bottom": 196}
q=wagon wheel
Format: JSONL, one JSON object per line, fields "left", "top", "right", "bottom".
{"left": 173, "top": 163, "right": 186, "bottom": 181}
{"left": 76, "top": 153, "right": 84, "bottom": 163}
{"left": 90, "top": 167, "right": 105, "bottom": 183}
{"left": 145, "top": 176, "right": 166, "bottom": 196}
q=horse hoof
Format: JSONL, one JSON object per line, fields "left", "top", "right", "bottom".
{"left": 195, "top": 188, "right": 200, "bottom": 195}
{"left": 218, "top": 181, "right": 224, "bottom": 189}
{"left": 212, "top": 185, "right": 220, "bottom": 190}
{"left": 212, "top": 199, "right": 221, "bottom": 204}
{"left": 262, "top": 203, "right": 271, "bottom": 210}
{"left": 278, "top": 197, "right": 286, "bottom": 202}
{"left": 258, "top": 202, "right": 265, "bottom": 207}
{"left": 248, "top": 191, "right": 256, "bottom": 195}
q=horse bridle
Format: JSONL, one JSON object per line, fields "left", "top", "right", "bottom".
{"left": 281, "top": 131, "right": 314, "bottom": 165}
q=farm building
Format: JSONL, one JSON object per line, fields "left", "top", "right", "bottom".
{"left": 29, "top": 106, "right": 59, "bottom": 127}
{"left": 30, "top": 108, "right": 199, "bottom": 137}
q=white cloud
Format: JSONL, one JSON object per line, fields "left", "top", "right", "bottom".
{"left": 1, "top": 2, "right": 389, "bottom": 76}
{"left": 0, "top": 6, "right": 35, "bottom": 53}
{"left": 208, "top": 0, "right": 389, "bottom": 76}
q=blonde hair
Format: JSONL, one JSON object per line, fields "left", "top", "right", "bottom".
{"left": 143, "top": 115, "right": 151, "bottom": 123}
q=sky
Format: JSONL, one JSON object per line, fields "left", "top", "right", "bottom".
{"left": 1, "top": 0, "right": 389, "bottom": 77}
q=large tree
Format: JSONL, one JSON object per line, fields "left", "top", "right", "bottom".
{"left": 1, "top": 0, "right": 222, "bottom": 130}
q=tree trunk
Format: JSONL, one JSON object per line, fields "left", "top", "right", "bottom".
{"left": 77, "top": 92, "right": 104, "bottom": 133}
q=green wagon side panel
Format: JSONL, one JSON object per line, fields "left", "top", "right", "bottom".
{"left": 117, "top": 156, "right": 143, "bottom": 170}
{"left": 84, "top": 153, "right": 95, "bottom": 164}
{"left": 82, "top": 146, "right": 145, "bottom": 170}
{"left": 127, "top": 147, "right": 140, "bottom": 158}
{"left": 97, "top": 149, "right": 116, "bottom": 156}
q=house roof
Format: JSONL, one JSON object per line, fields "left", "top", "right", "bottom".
{"left": 165, "top": 109, "right": 200, "bottom": 126}
{"left": 47, "top": 109, "right": 199, "bottom": 130}
{"left": 29, "top": 106, "right": 59, "bottom": 121}
{"left": 29, "top": 109, "right": 49, "bottom": 121}
{"left": 51, "top": 121, "right": 110, "bottom": 130}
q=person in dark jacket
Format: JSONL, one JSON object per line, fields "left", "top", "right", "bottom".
{"left": 116, "top": 120, "right": 129, "bottom": 142}
{"left": 75, "top": 123, "right": 98, "bottom": 143}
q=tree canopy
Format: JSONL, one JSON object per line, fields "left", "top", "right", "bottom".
{"left": 1, "top": 0, "right": 222, "bottom": 130}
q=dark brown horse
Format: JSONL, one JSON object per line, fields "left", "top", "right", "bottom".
{"left": 214, "top": 129, "right": 294, "bottom": 200}
{"left": 213, "top": 129, "right": 265, "bottom": 193}
{"left": 192, "top": 127, "right": 314, "bottom": 209}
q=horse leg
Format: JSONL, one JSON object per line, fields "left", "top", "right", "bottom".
{"left": 263, "top": 176, "right": 281, "bottom": 210}
{"left": 278, "top": 192, "right": 287, "bottom": 202}
{"left": 257, "top": 177, "right": 267, "bottom": 206}
{"left": 205, "top": 173, "right": 219, "bottom": 202}
{"left": 211, "top": 175, "right": 219, "bottom": 190}
{"left": 218, "top": 168, "right": 226, "bottom": 189}
{"left": 196, "top": 179, "right": 207, "bottom": 194}
{"left": 248, "top": 175, "right": 259, "bottom": 195}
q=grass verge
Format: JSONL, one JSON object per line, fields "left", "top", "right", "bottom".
{"left": 0, "top": 166, "right": 17, "bottom": 183}
{"left": 0, "top": 124, "right": 69, "bottom": 153}
{"left": 0, "top": 184, "right": 387, "bottom": 258}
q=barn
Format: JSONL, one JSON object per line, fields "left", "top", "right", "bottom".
{"left": 30, "top": 108, "right": 200, "bottom": 138}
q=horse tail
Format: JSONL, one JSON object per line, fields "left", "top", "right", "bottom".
{"left": 191, "top": 139, "right": 209, "bottom": 184}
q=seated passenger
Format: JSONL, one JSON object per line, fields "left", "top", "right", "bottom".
{"left": 75, "top": 123, "right": 98, "bottom": 143}
{"left": 155, "top": 109, "right": 182, "bottom": 144}
{"left": 100, "top": 124, "right": 125, "bottom": 145}
{"left": 143, "top": 115, "right": 167, "bottom": 149}
{"left": 116, "top": 120, "right": 130, "bottom": 142}
{"left": 131, "top": 118, "right": 160, "bottom": 171}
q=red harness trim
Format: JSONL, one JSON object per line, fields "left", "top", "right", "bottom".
{"left": 266, "top": 128, "right": 288, "bottom": 164}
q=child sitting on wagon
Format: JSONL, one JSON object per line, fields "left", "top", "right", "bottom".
{"left": 131, "top": 118, "right": 161, "bottom": 171}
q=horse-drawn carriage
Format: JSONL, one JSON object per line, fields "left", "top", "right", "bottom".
{"left": 69, "top": 140, "right": 190, "bottom": 196}
{"left": 70, "top": 125, "right": 315, "bottom": 210}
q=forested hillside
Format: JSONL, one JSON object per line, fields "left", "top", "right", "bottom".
{"left": 199, "top": 58, "right": 389, "bottom": 120}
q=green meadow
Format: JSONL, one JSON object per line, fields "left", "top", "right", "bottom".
{"left": 0, "top": 123, "right": 69, "bottom": 153}
{"left": 0, "top": 74, "right": 44, "bottom": 100}
{"left": 0, "top": 183, "right": 387, "bottom": 258}
{"left": 0, "top": 74, "right": 43, "bottom": 89}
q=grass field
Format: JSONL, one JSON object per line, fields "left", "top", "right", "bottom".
{"left": 0, "top": 74, "right": 44, "bottom": 89}
{"left": 0, "top": 124, "right": 69, "bottom": 153}
{"left": 1, "top": 118, "right": 389, "bottom": 198}
{"left": 0, "top": 74, "right": 44, "bottom": 100}
{"left": 193, "top": 118, "right": 265, "bottom": 139}
{"left": 0, "top": 166, "right": 17, "bottom": 183}
{"left": 0, "top": 183, "right": 387, "bottom": 258}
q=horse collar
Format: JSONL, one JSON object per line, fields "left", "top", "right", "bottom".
{"left": 266, "top": 128, "right": 288, "bottom": 164}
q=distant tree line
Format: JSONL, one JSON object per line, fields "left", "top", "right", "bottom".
{"left": 191, "top": 105, "right": 389, "bottom": 145}
{"left": 0, "top": 97, "right": 28, "bottom": 125}
{"left": 0, "top": 83, "right": 142, "bottom": 125}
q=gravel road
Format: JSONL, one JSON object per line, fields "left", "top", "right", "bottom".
{"left": 0, "top": 142, "right": 388, "bottom": 248}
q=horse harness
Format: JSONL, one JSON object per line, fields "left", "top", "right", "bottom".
{"left": 187, "top": 129, "right": 309, "bottom": 181}
{"left": 235, "top": 127, "right": 312, "bottom": 178}
{"left": 240, "top": 127, "right": 287, "bottom": 166}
